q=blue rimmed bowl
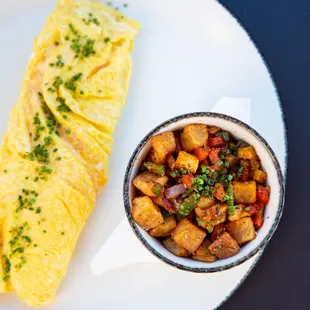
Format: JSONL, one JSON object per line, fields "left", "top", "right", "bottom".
{"left": 123, "top": 112, "right": 285, "bottom": 272}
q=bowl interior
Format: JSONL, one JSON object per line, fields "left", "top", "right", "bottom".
{"left": 125, "top": 113, "right": 284, "bottom": 272}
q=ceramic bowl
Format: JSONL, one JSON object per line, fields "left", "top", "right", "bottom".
{"left": 123, "top": 112, "right": 285, "bottom": 272}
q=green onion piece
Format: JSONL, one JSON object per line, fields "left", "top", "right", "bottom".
{"left": 228, "top": 205, "right": 236, "bottom": 216}
{"left": 152, "top": 183, "right": 162, "bottom": 196}
{"left": 144, "top": 162, "right": 165, "bottom": 176}
{"left": 180, "top": 168, "right": 190, "bottom": 176}
{"left": 237, "top": 140, "right": 250, "bottom": 148}
{"left": 225, "top": 183, "right": 235, "bottom": 215}
{"left": 207, "top": 226, "right": 214, "bottom": 233}
{"left": 177, "top": 195, "right": 198, "bottom": 216}
{"left": 170, "top": 170, "right": 179, "bottom": 177}
{"left": 175, "top": 212, "right": 184, "bottom": 221}
{"left": 182, "top": 186, "right": 195, "bottom": 198}
{"left": 216, "top": 131, "right": 230, "bottom": 142}
{"left": 229, "top": 142, "right": 238, "bottom": 151}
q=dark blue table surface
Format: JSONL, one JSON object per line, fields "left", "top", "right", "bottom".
{"left": 219, "top": 1, "right": 310, "bottom": 309}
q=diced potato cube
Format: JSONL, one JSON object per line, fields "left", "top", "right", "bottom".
{"left": 133, "top": 172, "right": 168, "bottom": 197}
{"left": 232, "top": 181, "right": 256, "bottom": 204}
{"left": 175, "top": 151, "right": 199, "bottom": 174}
{"left": 198, "top": 196, "right": 215, "bottom": 208}
{"left": 162, "top": 237, "right": 189, "bottom": 257}
{"left": 227, "top": 204, "right": 252, "bottom": 221}
{"left": 192, "top": 239, "right": 218, "bottom": 262}
{"left": 132, "top": 196, "right": 164, "bottom": 230}
{"left": 180, "top": 124, "right": 208, "bottom": 152}
{"left": 208, "top": 232, "right": 240, "bottom": 259}
{"left": 227, "top": 205, "right": 243, "bottom": 222}
{"left": 195, "top": 203, "right": 227, "bottom": 231}
{"left": 171, "top": 218, "right": 206, "bottom": 253}
{"left": 149, "top": 132, "right": 176, "bottom": 164}
{"left": 253, "top": 169, "right": 267, "bottom": 183}
{"left": 226, "top": 217, "right": 256, "bottom": 244}
{"left": 238, "top": 146, "right": 257, "bottom": 160}
{"left": 149, "top": 216, "right": 177, "bottom": 237}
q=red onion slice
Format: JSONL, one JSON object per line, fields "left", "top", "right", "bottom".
{"left": 164, "top": 184, "right": 186, "bottom": 200}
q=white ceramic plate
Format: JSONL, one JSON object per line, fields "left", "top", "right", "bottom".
{"left": 0, "top": 0, "right": 286, "bottom": 309}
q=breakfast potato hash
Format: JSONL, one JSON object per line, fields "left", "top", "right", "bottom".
{"left": 132, "top": 124, "right": 271, "bottom": 261}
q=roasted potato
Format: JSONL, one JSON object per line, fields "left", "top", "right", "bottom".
{"left": 180, "top": 124, "right": 208, "bottom": 152}
{"left": 198, "top": 196, "right": 215, "bottom": 208}
{"left": 149, "top": 132, "right": 176, "bottom": 164}
{"left": 208, "top": 232, "right": 240, "bottom": 259}
{"left": 133, "top": 172, "right": 168, "bottom": 197}
{"left": 192, "top": 239, "right": 218, "bottom": 262}
{"left": 238, "top": 146, "right": 257, "bottom": 160}
{"left": 226, "top": 217, "right": 256, "bottom": 244}
{"left": 171, "top": 218, "right": 206, "bottom": 253}
{"left": 175, "top": 151, "right": 199, "bottom": 174}
{"left": 195, "top": 203, "right": 227, "bottom": 231}
{"left": 132, "top": 196, "right": 164, "bottom": 230}
{"left": 227, "top": 205, "right": 244, "bottom": 222}
{"left": 233, "top": 181, "right": 256, "bottom": 204}
{"left": 149, "top": 216, "right": 177, "bottom": 237}
{"left": 253, "top": 169, "right": 267, "bottom": 183}
{"left": 162, "top": 237, "right": 189, "bottom": 257}
{"left": 227, "top": 204, "right": 252, "bottom": 221}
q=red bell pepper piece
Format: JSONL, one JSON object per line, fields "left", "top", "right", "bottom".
{"left": 200, "top": 159, "right": 210, "bottom": 166}
{"left": 213, "top": 183, "right": 225, "bottom": 202}
{"left": 246, "top": 202, "right": 264, "bottom": 216}
{"left": 257, "top": 185, "right": 271, "bottom": 204}
{"left": 181, "top": 173, "right": 194, "bottom": 188}
{"left": 211, "top": 223, "right": 226, "bottom": 241}
{"left": 252, "top": 214, "right": 264, "bottom": 229}
{"left": 251, "top": 202, "right": 265, "bottom": 229}
{"left": 252, "top": 211, "right": 264, "bottom": 230}
{"left": 209, "top": 147, "right": 220, "bottom": 163}
{"left": 194, "top": 146, "right": 210, "bottom": 161}
{"left": 209, "top": 148, "right": 221, "bottom": 170}
{"left": 208, "top": 135, "right": 224, "bottom": 147}
{"left": 239, "top": 168, "right": 249, "bottom": 181}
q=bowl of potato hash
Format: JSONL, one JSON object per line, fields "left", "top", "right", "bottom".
{"left": 123, "top": 112, "right": 284, "bottom": 272}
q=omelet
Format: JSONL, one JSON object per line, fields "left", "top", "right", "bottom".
{"left": 0, "top": 0, "right": 139, "bottom": 306}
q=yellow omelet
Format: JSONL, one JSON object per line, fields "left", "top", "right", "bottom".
{"left": 0, "top": 0, "right": 139, "bottom": 306}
